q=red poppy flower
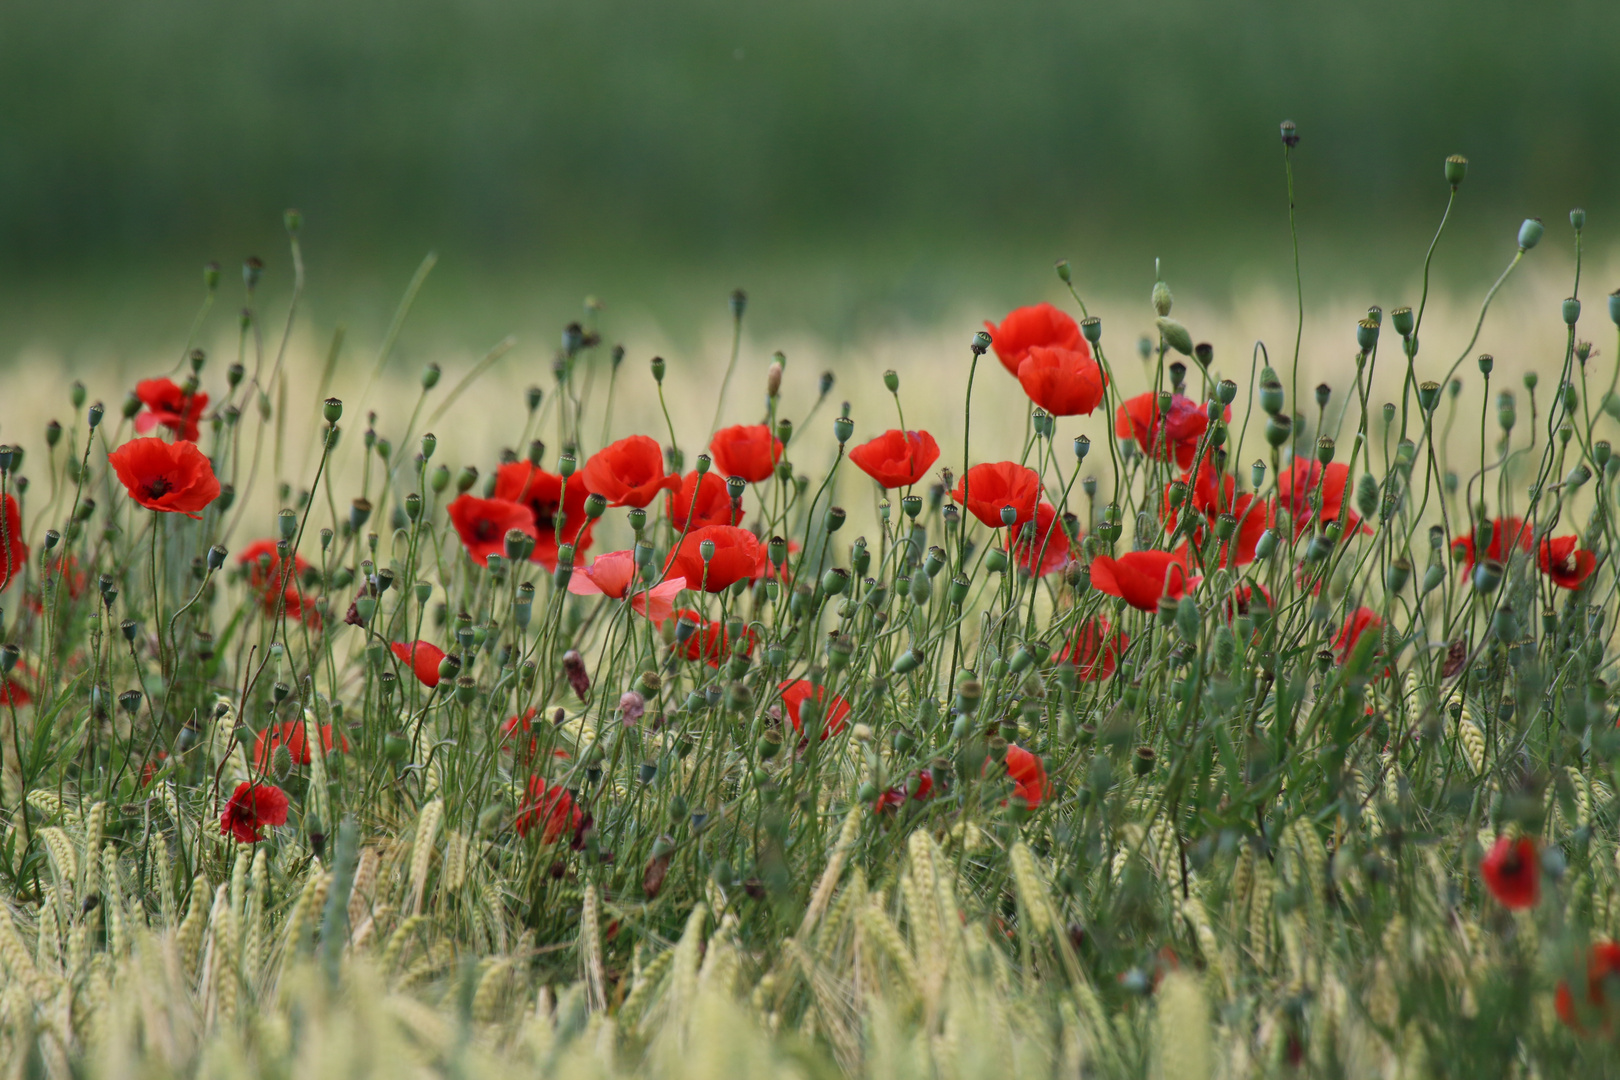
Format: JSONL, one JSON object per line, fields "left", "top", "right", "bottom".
{"left": 134, "top": 378, "right": 209, "bottom": 442}
{"left": 446, "top": 495, "right": 538, "bottom": 567}
{"left": 252, "top": 720, "right": 348, "bottom": 772}
{"left": 1057, "top": 617, "right": 1127, "bottom": 680}
{"left": 1017, "top": 345, "right": 1107, "bottom": 416}
{"left": 515, "top": 775, "right": 585, "bottom": 845}
{"left": 1089, "top": 550, "right": 1191, "bottom": 611}
{"left": 492, "top": 462, "right": 594, "bottom": 570}
{"left": 582, "top": 435, "right": 680, "bottom": 508}
{"left": 1556, "top": 941, "right": 1620, "bottom": 1035}
{"left": 219, "top": 781, "right": 290, "bottom": 844}
{"left": 849, "top": 429, "right": 940, "bottom": 489}
{"left": 778, "top": 679, "right": 852, "bottom": 740}
{"left": 1276, "top": 461, "right": 1370, "bottom": 540}
{"left": 952, "top": 462, "right": 1040, "bottom": 528}
{"left": 567, "top": 550, "right": 685, "bottom": 625}
{"left": 1010, "top": 502, "right": 1077, "bottom": 576}
{"left": 981, "top": 744, "right": 1045, "bottom": 808}
{"left": 1180, "top": 493, "right": 1275, "bottom": 570}
{"left": 140, "top": 751, "right": 169, "bottom": 787}
{"left": 1450, "top": 516, "right": 1531, "bottom": 569}
{"left": 1186, "top": 460, "right": 1236, "bottom": 516}
{"left": 709, "top": 424, "right": 783, "bottom": 484}
{"left": 875, "top": 770, "right": 935, "bottom": 811}
{"left": 391, "top": 641, "right": 447, "bottom": 687}
{"left": 1538, "top": 535, "right": 1598, "bottom": 589}
{"left": 675, "top": 608, "right": 755, "bottom": 665}
{"left": 665, "top": 526, "right": 760, "bottom": 593}
{"left": 500, "top": 709, "right": 576, "bottom": 762}
{"left": 1224, "top": 582, "right": 1272, "bottom": 624}
{"left": 237, "top": 538, "right": 311, "bottom": 591}
{"left": 0, "top": 659, "right": 36, "bottom": 707}
{"left": 668, "top": 470, "right": 742, "bottom": 531}
{"left": 263, "top": 586, "right": 323, "bottom": 628}
{"left": 1332, "top": 606, "right": 1383, "bottom": 664}
{"left": 1480, "top": 835, "right": 1540, "bottom": 909}
{"left": 108, "top": 438, "right": 221, "bottom": 517}
{"left": 985, "top": 303, "right": 1083, "bottom": 378}
{"left": 0, "top": 493, "right": 26, "bottom": 592}
{"left": 1115, "top": 393, "right": 1220, "bottom": 469}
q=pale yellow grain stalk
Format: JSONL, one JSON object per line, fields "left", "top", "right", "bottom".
{"left": 619, "top": 946, "right": 675, "bottom": 1031}
{"left": 81, "top": 800, "right": 105, "bottom": 898}
{"left": 581, "top": 881, "right": 607, "bottom": 1012}
{"left": 101, "top": 844, "right": 126, "bottom": 958}
{"left": 1009, "top": 840, "right": 1056, "bottom": 938}
{"left": 859, "top": 905, "right": 920, "bottom": 997}
{"left": 201, "top": 883, "right": 237, "bottom": 1029}
{"left": 442, "top": 830, "right": 470, "bottom": 893}
{"left": 473, "top": 957, "right": 510, "bottom": 1022}
{"left": 36, "top": 892, "right": 62, "bottom": 974}
{"left": 280, "top": 862, "right": 323, "bottom": 954}
{"left": 39, "top": 827, "right": 77, "bottom": 910}
{"left": 175, "top": 873, "right": 211, "bottom": 983}
{"left": 1181, "top": 894, "right": 1233, "bottom": 998}
{"left": 153, "top": 839, "right": 175, "bottom": 926}
{"left": 1454, "top": 711, "right": 1486, "bottom": 776}
{"left": 797, "top": 803, "right": 863, "bottom": 941}
{"left": 1247, "top": 855, "right": 1275, "bottom": 968}
{"left": 1153, "top": 970, "right": 1211, "bottom": 1080}
{"left": 228, "top": 846, "right": 250, "bottom": 919}
{"left": 379, "top": 913, "right": 426, "bottom": 974}
{"left": 306, "top": 710, "right": 330, "bottom": 828}
{"left": 241, "top": 847, "right": 267, "bottom": 980}
{"left": 0, "top": 904, "right": 52, "bottom": 1001}
{"left": 409, "top": 798, "right": 443, "bottom": 915}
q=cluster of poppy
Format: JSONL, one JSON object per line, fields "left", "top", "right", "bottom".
{"left": 1453, "top": 515, "right": 1599, "bottom": 591}
{"left": 237, "top": 539, "right": 322, "bottom": 627}
{"left": 874, "top": 743, "right": 1046, "bottom": 812}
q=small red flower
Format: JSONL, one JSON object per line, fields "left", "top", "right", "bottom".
{"left": 1089, "top": 550, "right": 1191, "bottom": 611}
{"left": 252, "top": 720, "right": 348, "bottom": 771}
{"left": 236, "top": 538, "right": 311, "bottom": 591}
{"left": 0, "top": 493, "right": 26, "bottom": 592}
{"left": 264, "top": 586, "right": 322, "bottom": 628}
{"left": 1451, "top": 516, "right": 1531, "bottom": 569}
{"left": 1332, "top": 607, "right": 1386, "bottom": 671}
{"left": 1009, "top": 502, "right": 1077, "bottom": 576}
{"left": 981, "top": 744, "right": 1045, "bottom": 809}
{"left": 219, "top": 781, "right": 290, "bottom": 844}
{"left": 1538, "top": 535, "right": 1597, "bottom": 589}
{"left": 675, "top": 608, "right": 754, "bottom": 665}
{"left": 581, "top": 435, "right": 680, "bottom": 508}
{"left": 875, "top": 770, "right": 935, "bottom": 811}
{"left": 778, "top": 679, "right": 852, "bottom": 740}
{"left": 1115, "top": 393, "right": 1220, "bottom": 470}
{"left": 108, "top": 438, "right": 221, "bottom": 517}
{"left": 1057, "top": 617, "right": 1127, "bottom": 680}
{"left": 567, "top": 550, "right": 685, "bottom": 625}
{"left": 709, "top": 424, "right": 783, "bottom": 484}
{"left": 1556, "top": 941, "right": 1620, "bottom": 1035}
{"left": 446, "top": 495, "right": 538, "bottom": 567}
{"left": 0, "top": 659, "right": 36, "bottom": 707}
{"left": 952, "top": 462, "right": 1040, "bottom": 528}
{"left": 848, "top": 429, "right": 940, "bottom": 489}
{"left": 515, "top": 775, "right": 585, "bottom": 844}
{"left": 984, "top": 303, "right": 1083, "bottom": 378}
{"left": 1277, "top": 461, "right": 1370, "bottom": 540}
{"left": 492, "top": 462, "right": 594, "bottom": 570}
{"left": 134, "top": 378, "right": 209, "bottom": 442}
{"left": 1017, "top": 345, "right": 1107, "bottom": 416}
{"left": 668, "top": 470, "right": 742, "bottom": 531}
{"left": 391, "top": 640, "right": 447, "bottom": 687}
{"left": 664, "top": 526, "right": 760, "bottom": 593}
{"left": 1480, "top": 835, "right": 1540, "bottom": 909}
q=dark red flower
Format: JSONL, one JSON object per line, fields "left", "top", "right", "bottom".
{"left": 237, "top": 538, "right": 311, "bottom": 591}
{"left": 515, "top": 775, "right": 586, "bottom": 845}
{"left": 778, "top": 679, "right": 852, "bottom": 740}
{"left": 219, "top": 781, "right": 290, "bottom": 844}
{"left": 134, "top": 378, "right": 209, "bottom": 441}
{"left": 1009, "top": 502, "right": 1077, "bottom": 576}
{"left": 1480, "top": 835, "right": 1540, "bottom": 909}
{"left": 0, "top": 659, "right": 36, "bottom": 707}
{"left": 446, "top": 495, "right": 537, "bottom": 567}
{"left": 252, "top": 720, "right": 348, "bottom": 771}
{"left": 1450, "top": 516, "right": 1531, "bottom": 569}
{"left": 849, "top": 429, "right": 940, "bottom": 489}
{"left": 1178, "top": 493, "right": 1275, "bottom": 570}
{"left": 492, "top": 462, "right": 594, "bottom": 570}
{"left": 1332, "top": 606, "right": 1384, "bottom": 666}
{"left": 264, "top": 586, "right": 322, "bottom": 628}
{"left": 982, "top": 744, "right": 1046, "bottom": 809}
{"left": 1538, "top": 535, "right": 1598, "bottom": 589}
{"left": 675, "top": 608, "right": 755, "bottom": 666}
{"left": 1185, "top": 459, "right": 1236, "bottom": 516}
{"left": 665, "top": 525, "right": 760, "bottom": 593}
{"left": 391, "top": 640, "right": 447, "bottom": 687}
{"left": 1017, "top": 345, "right": 1107, "bottom": 416}
{"left": 140, "top": 751, "right": 169, "bottom": 787}
{"left": 1115, "top": 393, "right": 1219, "bottom": 470}
{"left": 709, "top": 424, "right": 783, "bottom": 484}
{"left": 668, "top": 470, "right": 742, "bottom": 531}
{"left": 1277, "top": 461, "right": 1370, "bottom": 540}
{"left": 1089, "top": 550, "right": 1191, "bottom": 611}
{"left": 582, "top": 435, "right": 680, "bottom": 508}
{"left": 875, "top": 770, "right": 935, "bottom": 811}
{"left": 1057, "top": 617, "right": 1127, "bottom": 680}
{"left": 952, "top": 461, "right": 1040, "bottom": 528}
{"left": 984, "top": 303, "right": 1083, "bottom": 378}
{"left": 1556, "top": 941, "right": 1620, "bottom": 1035}
{"left": 0, "top": 493, "right": 26, "bottom": 592}
{"left": 108, "top": 438, "right": 220, "bottom": 517}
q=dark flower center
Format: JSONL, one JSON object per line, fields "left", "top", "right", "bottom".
{"left": 145, "top": 477, "right": 173, "bottom": 498}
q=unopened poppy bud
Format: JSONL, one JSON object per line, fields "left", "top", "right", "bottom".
{"left": 763, "top": 359, "right": 783, "bottom": 399}
{"left": 374, "top": 437, "right": 392, "bottom": 462}
{"left": 1385, "top": 558, "right": 1411, "bottom": 594}
{"left": 429, "top": 464, "right": 450, "bottom": 493}
{"left": 971, "top": 331, "right": 992, "bottom": 355}
{"left": 353, "top": 596, "right": 376, "bottom": 624}
{"left": 215, "top": 484, "right": 235, "bottom": 511}
{"left": 826, "top": 506, "right": 846, "bottom": 532}
{"left": 1264, "top": 413, "right": 1292, "bottom": 448}
{"left": 0, "top": 643, "right": 18, "bottom": 675}
{"left": 879, "top": 368, "right": 900, "bottom": 395}
{"left": 1254, "top": 529, "right": 1279, "bottom": 560}
{"left": 275, "top": 508, "right": 297, "bottom": 541}
{"left": 1054, "top": 258, "right": 1072, "bottom": 283}
{"left": 1174, "top": 595, "right": 1200, "bottom": 642}
{"left": 1280, "top": 119, "right": 1299, "bottom": 147}
{"left": 1565, "top": 463, "right": 1592, "bottom": 489}
{"left": 985, "top": 547, "right": 1009, "bottom": 573}
{"left": 1193, "top": 342, "right": 1214, "bottom": 369}
{"left": 243, "top": 255, "right": 264, "bottom": 291}
{"left": 833, "top": 416, "right": 854, "bottom": 445}
{"left": 416, "top": 362, "right": 440, "bottom": 390}
{"left": 121, "top": 392, "right": 142, "bottom": 419}
{"left": 1151, "top": 277, "right": 1173, "bottom": 316}
{"left": 1155, "top": 316, "right": 1192, "bottom": 356}
{"left": 1517, "top": 217, "right": 1544, "bottom": 250}
{"left": 454, "top": 466, "right": 478, "bottom": 494}
{"left": 1473, "top": 559, "right": 1504, "bottom": 592}
{"left": 1259, "top": 368, "right": 1284, "bottom": 415}
{"left": 1417, "top": 381, "right": 1442, "bottom": 413}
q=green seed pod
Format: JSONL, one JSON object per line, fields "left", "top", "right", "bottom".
{"left": 1081, "top": 316, "right": 1101, "bottom": 345}
{"left": 1563, "top": 297, "right": 1582, "bottom": 326}
{"left": 1264, "top": 413, "right": 1292, "bottom": 448}
{"left": 1391, "top": 306, "right": 1415, "bottom": 337}
{"left": 1254, "top": 529, "right": 1279, "bottom": 561}
{"left": 833, "top": 416, "right": 855, "bottom": 445}
{"left": 909, "top": 569, "right": 931, "bottom": 604}
{"left": 1444, "top": 154, "right": 1468, "bottom": 187}
{"left": 1259, "top": 367, "right": 1285, "bottom": 415}
{"left": 1155, "top": 316, "right": 1193, "bottom": 356}
{"left": 1518, "top": 217, "right": 1544, "bottom": 251}
{"left": 822, "top": 567, "right": 850, "bottom": 596}
{"left": 949, "top": 575, "right": 971, "bottom": 605}
{"left": 1417, "top": 380, "right": 1441, "bottom": 413}
{"left": 892, "top": 647, "right": 924, "bottom": 675}
{"left": 1175, "top": 596, "right": 1200, "bottom": 643}
{"left": 1473, "top": 559, "right": 1504, "bottom": 592}
{"left": 985, "top": 547, "right": 1009, "bottom": 574}
{"left": 1152, "top": 279, "right": 1173, "bottom": 316}
{"left": 1386, "top": 558, "right": 1411, "bottom": 594}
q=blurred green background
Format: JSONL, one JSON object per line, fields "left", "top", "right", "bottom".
{"left": 1, "top": 0, "right": 1616, "bottom": 356}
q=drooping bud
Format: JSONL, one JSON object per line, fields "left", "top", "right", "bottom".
{"left": 1155, "top": 316, "right": 1193, "bottom": 356}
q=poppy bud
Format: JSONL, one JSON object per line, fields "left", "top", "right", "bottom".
{"left": 1264, "top": 413, "right": 1292, "bottom": 448}
{"left": 1390, "top": 306, "right": 1414, "bottom": 338}
{"left": 1384, "top": 557, "right": 1411, "bottom": 594}
{"left": 1194, "top": 342, "right": 1214, "bottom": 369}
{"left": 985, "top": 547, "right": 1009, "bottom": 573}
{"left": 349, "top": 498, "right": 372, "bottom": 531}
{"left": 822, "top": 567, "right": 850, "bottom": 596}
{"left": 120, "top": 392, "right": 142, "bottom": 420}
{"left": 1565, "top": 463, "right": 1592, "bottom": 489}
{"left": 949, "top": 574, "right": 971, "bottom": 605}
{"left": 1175, "top": 596, "right": 1200, "bottom": 643}
{"left": 767, "top": 360, "right": 783, "bottom": 398}
{"left": 1259, "top": 368, "right": 1284, "bottom": 415}
{"left": 971, "top": 331, "right": 992, "bottom": 355}
{"left": 1080, "top": 316, "right": 1101, "bottom": 346}
{"left": 1417, "top": 381, "right": 1441, "bottom": 413}
{"left": 1473, "top": 559, "right": 1504, "bottom": 592}
{"left": 1559, "top": 295, "right": 1582, "bottom": 326}
{"left": 353, "top": 596, "right": 376, "bottom": 625}
{"left": 1280, "top": 119, "right": 1299, "bottom": 147}
{"left": 1571, "top": 207, "right": 1586, "bottom": 231}
{"left": 1595, "top": 440, "right": 1612, "bottom": 468}
{"left": 1315, "top": 436, "right": 1335, "bottom": 465}
{"left": 1518, "top": 218, "right": 1543, "bottom": 251}
{"left": 1215, "top": 513, "right": 1236, "bottom": 541}
{"left": 833, "top": 416, "right": 854, "bottom": 445}
{"left": 1610, "top": 290, "right": 1620, "bottom": 326}
{"left": 1444, "top": 153, "right": 1468, "bottom": 187}
{"left": 1254, "top": 529, "right": 1279, "bottom": 561}
{"left": 87, "top": 401, "right": 105, "bottom": 429}
{"left": 826, "top": 506, "right": 846, "bottom": 532}
{"left": 1152, "top": 279, "right": 1173, "bottom": 316}
{"left": 1155, "top": 316, "right": 1193, "bottom": 356}
{"left": 881, "top": 368, "right": 900, "bottom": 394}
{"left": 1054, "top": 258, "right": 1072, "bottom": 283}
{"left": 1032, "top": 409, "right": 1054, "bottom": 438}
{"left": 455, "top": 466, "right": 477, "bottom": 494}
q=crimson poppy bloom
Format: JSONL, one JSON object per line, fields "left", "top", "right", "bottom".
{"left": 582, "top": 435, "right": 680, "bottom": 508}
{"left": 1089, "top": 550, "right": 1191, "bottom": 611}
{"left": 514, "top": 775, "right": 585, "bottom": 844}
{"left": 709, "top": 424, "right": 783, "bottom": 484}
{"left": 1115, "top": 393, "right": 1219, "bottom": 469}
{"left": 391, "top": 640, "right": 447, "bottom": 687}
{"left": 237, "top": 538, "right": 311, "bottom": 591}
{"left": 952, "top": 462, "right": 1040, "bottom": 528}
{"left": 875, "top": 770, "right": 935, "bottom": 811}
{"left": 1224, "top": 582, "right": 1272, "bottom": 624}
{"left": 1057, "top": 617, "right": 1127, "bottom": 680}
{"left": 1276, "top": 461, "right": 1370, "bottom": 540}
{"left": 108, "top": 438, "right": 221, "bottom": 517}
{"left": 567, "top": 550, "right": 686, "bottom": 625}
{"left": 1332, "top": 606, "right": 1384, "bottom": 665}
{"left": 219, "top": 781, "right": 290, "bottom": 844}
{"left": 0, "top": 493, "right": 26, "bottom": 592}
{"left": 1009, "top": 502, "right": 1077, "bottom": 576}
{"left": 1185, "top": 460, "right": 1235, "bottom": 516}
{"left": 0, "top": 659, "right": 36, "bottom": 707}
{"left": 1179, "top": 493, "right": 1274, "bottom": 570}
{"left": 665, "top": 525, "right": 760, "bottom": 593}
{"left": 1556, "top": 941, "right": 1620, "bottom": 1035}
{"left": 134, "top": 378, "right": 209, "bottom": 442}
{"left": 446, "top": 495, "right": 538, "bottom": 567}
{"left": 984, "top": 303, "right": 1084, "bottom": 378}
{"left": 981, "top": 744, "right": 1045, "bottom": 809}
{"left": 263, "top": 586, "right": 322, "bottom": 628}
{"left": 1450, "top": 516, "right": 1531, "bottom": 569}
{"left": 675, "top": 608, "right": 755, "bottom": 665}
{"left": 848, "top": 429, "right": 940, "bottom": 489}
{"left": 492, "top": 462, "right": 594, "bottom": 570}
{"left": 668, "top": 470, "right": 742, "bottom": 531}
{"left": 1017, "top": 345, "right": 1107, "bottom": 416}
{"left": 252, "top": 720, "right": 348, "bottom": 772}
{"left": 140, "top": 751, "right": 170, "bottom": 787}
{"left": 778, "top": 679, "right": 852, "bottom": 740}
{"left": 1480, "top": 834, "right": 1540, "bottom": 909}
{"left": 1538, "top": 535, "right": 1598, "bottom": 589}
{"left": 500, "top": 709, "right": 574, "bottom": 761}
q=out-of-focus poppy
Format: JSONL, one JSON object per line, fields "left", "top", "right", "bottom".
{"left": 219, "top": 781, "right": 290, "bottom": 844}
{"left": 134, "top": 378, "right": 209, "bottom": 442}
{"left": 664, "top": 526, "right": 760, "bottom": 593}
{"left": 108, "top": 438, "right": 221, "bottom": 517}
{"left": 1057, "top": 617, "right": 1127, "bottom": 680}
{"left": 981, "top": 744, "right": 1046, "bottom": 809}
{"left": 849, "top": 429, "right": 940, "bottom": 489}
{"left": 952, "top": 461, "right": 1040, "bottom": 528}
{"left": 984, "top": 303, "right": 1083, "bottom": 378}
{"left": 1089, "top": 550, "right": 1191, "bottom": 611}
{"left": 567, "top": 550, "right": 686, "bottom": 625}
{"left": 778, "top": 679, "right": 852, "bottom": 740}
{"left": 1277, "top": 461, "right": 1370, "bottom": 540}
{"left": 675, "top": 608, "right": 755, "bottom": 666}
{"left": 492, "top": 462, "right": 594, "bottom": 570}
{"left": 1480, "top": 835, "right": 1540, "bottom": 909}
{"left": 1451, "top": 516, "right": 1531, "bottom": 570}
{"left": 1115, "top": 393, "right": 1220, "bottom": 469}
{"left": 391, "top": 640, "right": 447, "bottom": 687}
{"left": 1017, "top": 344, "right": 1106, "bottom": 416}
{"left": 1009, "top": 502, "right": 1077, "bottom": 576}
{"left": 446, "top": 495, "right": 538, "bottom": 567}
{"left": 875, "top": 770, "right": 935, "bottom": 811}
{"left": 582, "top": 435, "right": 680, "bottom": 508}
{"left": 668, "top": 470, "right": 742, "bottom": 531}
{"left": 1556, "top": 941, "right": 1620, "bottom": 1035}
{"left": 237, "top": 539, "right": 311, "bottom": 591}
{"left": 515, "top": 775, "right": 585, "bottom": 845}
{"left": 0, "top": 659, "right": 36, "bottom": 707}
{"left": 709, "top": 424, "right": 783, "bottom": 484}
{"left": 1538, "top": 535, "right": 1598, "bottom": 589}
{"left": 252, "top": 720, "right": 348, "bottom": 771}
{"left": 0, "top": 493, "right": 26, "bottom": 592}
